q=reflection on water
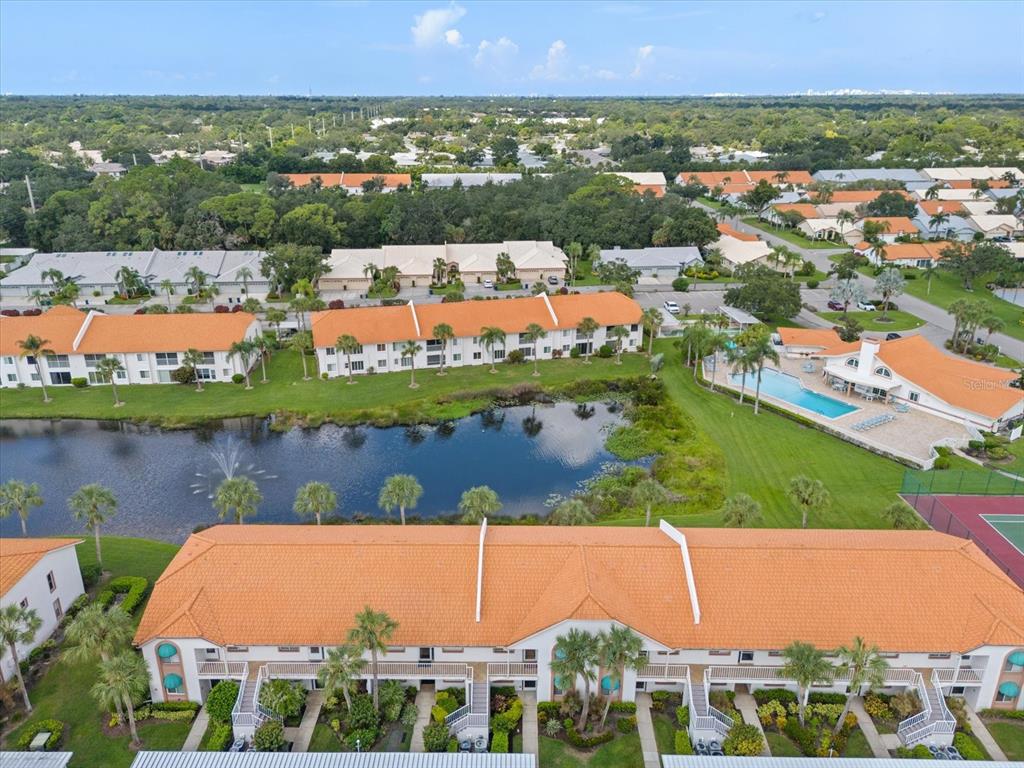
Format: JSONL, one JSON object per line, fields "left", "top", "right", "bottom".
{"left": 0, "top": 402, "right": 624, "bottom": 542}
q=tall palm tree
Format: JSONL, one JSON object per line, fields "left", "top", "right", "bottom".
{"left": 726, "top": 343, "right": 754, "bottom": 404}
{"left": 92, "top": 652, "right": 149, "bottom": 746}
{"left": 159, "top": 279, "right": 174, "bottom": 310}
{"left": 924, "top": 184, "right": 940, "bottom": 201}
{"left": 336, "top": 334, "right": 362, "bottom": 384}
{"left": 18, "top": 334, "right": 54, "bottom": 403}
{"left": 181, "top": 348, "right": 207, "bottom": 392}
{"left": 641, "top": 308, "right": 663, "bottom": 356}
{"left": 293, "top": 481, "right": 337, "bottom": 525}
{"left": 318, "top": 644, "right": 364, "bottom": 711}
{"left": 401, "top": 340, "right": 422, "bottom": 388}
{"left": 608, "top": 326, "right": 629, "bottom": 365}
{"left": 630, "top": 477, "right": 671, "bottom": 527}
{"left": 0, "top": 479, "right": 43, "bottom": 536}
{"left": 548, "top": 498, "right": 594, "bottom": 526}
{"left": 524, "top": 323, "right": 547, "bottom": 376}
{"left": 237, "top": 266, "right": 253, "bottom": 296}
{"left": 836, "top": 209, "right": 856, "bottom": 243}
{"left": 720, "top": 493, "right": 763, "bottom": 527}
{"left": 921, "top": 261, "right": 938, "bottom": 296}
{"left": 575, "top": 317, "right": 599, "bottom": 363}
{"left": 834, "top": 636, "right": 888, "bottom": 734}
{"left": 265, "top": 307, "right": 287, "bottom": 336}
{"left": 431, "top": 323, "right": 455, "bottom": 375}
{"left": 431, "top": 257, "right": 447, "bottom": 286}
{"left": 458, "top": 485, "right": 502, "bottom": 524}
{"left": 229, "top": 340, "right": 255, "bottom": 389}
{"left": 348, "top": 607, "right": 398, "bottom": 710}
{"left": 929, "top": 211, "right": 951, "bottom": 237}
{"left": 553, "top": 629, "right": 600, "bottom": 731}
{"left": 290, "top": 331, "right": 314, "bottom": 380}
{"left": 746, "top": 329, "right": 780, "bottom": 415}
{"left": 184, "top": 266, "right": 207, "bottom": 295}
{"left": 213, "top": 476, "right": 261, "bottom": 524}
{"left": 0, "top": 604, "right": 41, "bottom": 711}
{"left": 251, "top": 334, "right": 270, "bottom": 383}
{"left": 68, "top": 483, "right": 117, "bottom": 566}
{"left": 480, "top": 326, "right": 506, "bottom": 373}
{"left": 983, "top": 315, "right": 1005, "bottom": 342}
{"left": 781, "top": 641, "right": 834, "bottom": 726}
{"left": 65, "top": 603, "right": 134, "bottom": 718}
{"left": 564, "top": 242, "right": 582, "bottom": 287}
{"left": 787, "top": 475, "right": 831, "bottom": 529}
{"left": 378, "top": 474, "right": 423, "bottom": 525}
{"left": 597, "top": 626, "right": 645, "bottom": 729}
{"left": 95, "top": 356, "right": 125, "bottom": 407}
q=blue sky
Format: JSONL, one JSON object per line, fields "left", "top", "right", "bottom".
{"left": 2, "top": 1, "right": 1022, "bottom": 96}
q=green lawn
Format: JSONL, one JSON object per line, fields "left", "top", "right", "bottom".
{"left": 987, "top": 721, "right": 1024, "bottom": 761}
{"left": 697, "top": 196, "right": 725, "bottom": 210}
{"left": 741, "top": 217, "right": 852, "bottom": 250}
{"left": 0, "top": 349, "right": 649, "bottom": 427}
{"left": 653, "top": 713, "right": 676, "bottom": 755}
{"left": 4, "top": 537, "right": 184, "bottom": 768}
{"left": 765, "top": 731, "right": 802, "bottom": 756}
{"left": 1004, "top": 439, "right": 1024, "bottom": 477}
{"left": 843, "top": 728, "right": 874, "bottom": 757}
{"left": 818, "top": 310, "right": 926, "bottom": 332}
{"left": 900, "top": 269, "right": 1024, "bottom": 343}
{"left": 539, "top": 733, "right": 644, "bottom": 768}
{"left": 308, "top": 722, "right": 344, "bottom": 751}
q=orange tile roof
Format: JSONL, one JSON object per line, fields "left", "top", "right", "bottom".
{"left": 826, "top": 190, "right": 912, "bottom": 203}
{"left": 682, "top": 170, "right": 813, "bottom": 189}
{"left": 777, "top": 327, "right": 843, "bottom": 348}
{"left": 918, "top": 200, "right": 966, "bottom": 216}
{"left": 716, "top": 222, "right": 759, "bottom": 242}
{"left": 1, "top": 538, "right": 82, "bottom": 595}
{"left": 943, "top": 179, "right": 1008, "bottom": 189}
{"left": 858, "top": 216, "right": 919, "bottom": 234}
{"left": 135, "top": 525, "right": 1024, "bottom": 652}
{"left": 773, "top": 203, "right": 819, "bottom": 218}
{"left": 284, "top": 173, "right": 412, "bottom": 189}
{"left": 0, "top": 308, "right": 257, "bottom": 355}
{"left": 311, "top": 293, "right": 642, "bottom": 348}
{"left": 634, "top": 184, "right": 666, "bottom": 198}
{"left": 872, "top": 241, "right": 954, "bottom": 262}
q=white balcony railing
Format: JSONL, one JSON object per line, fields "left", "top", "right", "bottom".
{"left": 637, "top": 663, "right": 689, "bottom": 680}
{"left": 250, "top": 660, "right": 473, "bottom": 681}
{"left": 487, "top": 662, "right": 538, "bottom": 678}
{"left": 197, "top": 660, "right": 247, "bottom": 678}
{"left": 933, "top": 667, "right": 983, "bottom": 685}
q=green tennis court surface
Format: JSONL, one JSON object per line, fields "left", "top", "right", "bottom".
{"left": 982, "top": 514, "right": 1024, "bottom": 555}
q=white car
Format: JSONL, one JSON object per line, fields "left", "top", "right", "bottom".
{"left": 856, "top": 301, "right": 876, "bottom": 312}
{"left": 663, "top": 300, "right": 681, "bottom": 315}
{"left": 483, "top": 279, "right": 494, "bottom": 289}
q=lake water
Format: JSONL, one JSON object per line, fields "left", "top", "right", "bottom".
{"left": 0, "top": 402, "right": 625, "bottom": 542}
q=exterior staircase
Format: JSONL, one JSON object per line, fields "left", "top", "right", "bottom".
{"left": 897, "top": 672, "right": 956, "bottom": 748}
{"left": 687, "top": 667, "right": 733, "bottom": 742}
{"left": 446, "top": 666, "right": 490, "bottom": 744}
{"left": 231, "top": 664, "right": 276, "bottom": 739}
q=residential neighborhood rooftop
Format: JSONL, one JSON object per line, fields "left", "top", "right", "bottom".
{"left": 0, "top": 538, "right": 82, "bottom": 595}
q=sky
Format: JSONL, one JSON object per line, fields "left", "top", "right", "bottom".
{"left": 2, "top": 1, "right": 1022, "bottom": 96}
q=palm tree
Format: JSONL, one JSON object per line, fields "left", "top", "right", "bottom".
{"left": 18, "top": 334, "right": 54, "bottom": 403}
{"left": 552, "top": 629, "right": 600, "bottom": 730}
{"left": 252, "top": 334, "right": 270, "bottom": 383}
{"left": 229, "top": 340, "right": 255, "bottom": 389}
{"left": 882, "top": 501, "right": 919, "bottom": 529}
{"left": 159, "top": 278, "right": 174, "bottom": 310}
{"left": 242, "top": 297, "right": 263, "bottom": 314}
{"left": 548, "top": 498, "right": 594, "bottom": 525}
{"left": 787, "top": 475, "right": 831, "bottom": 529}
{"left": 929, "top": 211, "right": 951, "bottom": 237}
{"left": 41, "top": 268, "right": 65, "bottom": 287}
{"left": 95, "top": 357, "right": 125, "bottom": 407}
{"left": 608, "top": 326, "right": 629, "bottom": 365}
{"left": 726, "top": 343, "right": 754, "bottom": 404}
{"left": 184, "top": 265, "right": 207, "bottom": 295}
{"left": 925, "top": 184, "right": 940, "bottom": 201}
{"left": 431, "top": 256, "right": 447, "bottom": 286}
{"left": 92, "top": 652, "right": 149, "bottom": 746}
{"left": 480, "top": 326, "right": 506, "bottom": 373}
{"left": 336, "top": 334, "right": 362, "bottom": 384}
{"left": 576, "top": 317, "right": 599, "bottom": 363}
{"left": 631, "top": 477, "right": 671, "bottom": 527}
{"left": 834, "top": 637, "right": 888, "bottom": 733}
{"left": 0, "top": 604, "right": 41, "bottom": 711}
{"left": 524, "top": 323, "right": 547, "bottom": 376}
{"left": 836, "top": 209, "right": 856, "bottom": 243}
{"left": 348, "top": 607, "right": 398, "bottom": 710}
{"left": 378, "top": 474, "right": 423, "bottom": 525}
{"left": 458, "top": 485, "right": 501, "bottom": 524}
{"left": 265, "top": 307, "right": 287, "bottom": 336}
{"left": 65, "top": 603, "right": 134, "bottom": 719}
{"left": 68, "top": 483, "right": 117, "bottom": 566}
{"left": 293, "top": 481, "right": 337, "bottom": 525}
{"left": 781, "top": 641, "right": 834, "bottom": 726}
{"left": 181, "top": 348, "right": 207, "bottom": 392}
{"left": 746, "top": 329, "right": 780, "bottom": 415}
{"left": 401, "top": 340, "right": 422, "bottom": 388}
{"left": 290, "top": 331, "right": 314, "bottom": 380}
{"left": 921, "top": 261, "right": 938, "bottom": 296}
{"left": 431, "top": 323, "right": 455, "bottom": 375}
{"left": 237, "top": 266, "right": 253, "bottom": 296}
{"left": 597, "top": 626, "right": 645, "bottom": 729}
{"left": 983, "top": 315, "right": 1005, "bottom": 342}
{"left": 720, "top": 493, "right": 763, "bottom": 527}
{"left": 213, "top": 476, "right": 261, "bottom": 524}
{"left": 318, "top": 644, "right": 364, "bottom": 711}
{"left": 29, "top": 289, "right": 46, "bottom": 307}
{"left": 564, "top": 242, "right": 582, "bottom": 286}
{"left": 0, "top": 479, "right": 43, "bottom": 536}
{"left": 642, "top": 308, "right": 663, "bottom": 356}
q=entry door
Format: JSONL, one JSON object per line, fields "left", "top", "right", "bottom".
{"left": 419, "top": 647, "right": 434, "bottom": 664}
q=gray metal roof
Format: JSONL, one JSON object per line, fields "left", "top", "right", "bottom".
{"left": 0, "top": 754, "right": 74, "bottom": 768}
{"left": 130, "top": 754, "right": 536, "bottom": 768}
{"left": 599, "top": 246, "right": 703, "bottom": 269}
{"left": 719, "top": 304, "right": 760, "bottom": 325}
{"left": 662, "top": 758, "right": 1020, "bottom": 768}
{"left": 812, "top": 169, "right": 927, "bottom": 183}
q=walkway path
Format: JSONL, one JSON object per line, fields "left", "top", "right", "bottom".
{"left": 848, "top": 696, "right": 890, "bottom": 758}
{"left": 965, "top": 705, "right": 1008, "bottom": 761}
{"left": 181, "top": 705, "right": 209, "bottom": 751}
{"left": 409, "top": 685, "right": 435, "bottom": 753}
{"left": 734, "top": 692, "right": 771, "bottom": 756}
{"left": 286, "top": 690, "right": 323, "bottom": 753}
{"left": 520, "top": 690, "right": 539, "bottom": 756}
{"left": 634, "top": 693, "right": 661, "bottom": 768}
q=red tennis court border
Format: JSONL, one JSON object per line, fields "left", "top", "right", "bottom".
{"left": 900, "top": 494, "right": 1024, "bottom": 589}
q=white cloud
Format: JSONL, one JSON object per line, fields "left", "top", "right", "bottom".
{"left": 474, "top": 37, "right": 519, "bottom": 73}
{"left": 596, "top": 69, "right": 620, "bottom": 81}
{"left": 631, "top": 44, "right": 654, "bottom": 78}
{"left": 410, "top": 4, "right": 466, "bottom": 48}
{"left": 530, "top": 39, "right": 569, "bottom": 80}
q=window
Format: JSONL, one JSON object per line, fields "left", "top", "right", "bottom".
{"left": 452, "top": 353, "right": 461, "bottom": 362}
{"left": 53, "top": 598, "right": 63, "bottom": 620}
{"left": 136, "top": 353, "right": 145, "bottom": 362}
{"left": 386, "top": 647, "right": 406, "bottom": 654}
{"left": 378, "top": 359, "right": 387, "bottom": 368}
{"left": 631, "top": 324, "right": 639, "bottom": 332}
{"left": 326, "top": 363, "right": 336, "bottom": 372}
{"left": 196, "top": 368, "right": 214, "bottom": 381}
{"left": 84, "top": 354, "right": 105, "bottom": 368}
{"left": 87, "top": 372, "right": 105, "bottom": 385}
{"left": 20, "top": 598, "right": 28, "bottom": 609}
{"left": 879, "top": 652, "right": 899, "bottom": 659}
{"left": 138, "top": 370, "right": 150, "bottom": 380}
{"left": 155, "top": 352, "right": 178, "bottom": 366}
{"left": 873, "top": 366, "right": 892, "bottom": 378}
{"left": 493, "top": 349, "right": 506, "bottom": 360}
{"left": 377, "top": 344, "right": 386, "bottom": 352}
{"left": 524, "top": 649, "right": 537, "bottom": 662}
{"left": 6, "top": 374, "right": 15, "bottom": 383}
{"left": 309, "top": 646, "right": 323, "bottom": 656}
{"left": 426, "top": 340, "right": 443, "bottom": 352}
{"left": 426, "top": 354, "right": 442, "bottom": 367}
{"left": 928, "top": 653, "right": 951, "bottom": 660}
{"left": 50, "top": 371, "right": 71, "bottom": 385}
{"left": 472, "top": 352, "right": 482, "bottom": 360}
{"left": 30, "top": 372, "right": 40, "bottom": 382}
{"left": 909, "top": 392, "right": 920, "bottom": 403}
{"left": 1006, "top": 656, "right": 1024, "bottom": 673}
{"left": 46, "top": 571, "right": 56, "bottom": 592}
{"left": 157, "top": 370, "right": 173, "bottom": 383}
{"left": 995, "top": 689, "right": 1016, "bottom": 703}
{"left": 845, "top": 358, "right": 859, "bottom": 368}
{"left": 350, "top": 360, "right": 365, "bottom": 372}
{"left": 225, "top": 646, "right": 249, "bottom": 653}
{"left": 418, "top": 648, "right": 434, "bottom": 662}
{"left": 709, "top": 650, "right": 732, "bottom": 657}
{"left": 277, "top": 646, "right": 300, "bottom": 653}
{"left": 325, "top": 347, "right": 336, "bottom": 356}
{"left": 46, "top": 354, "right": 69, "bottom": 368}
{"left": 2, "top": 356, "right": 13, "bottom": 365}
{"left": 26, "top": 355, "right": 36, "bottom": 365}
{"left": 738, "top": 651, "right": 755, "bottom": 663}
{"left": 520, "top": 347, "right": 534, "bottom": 358}
{"left": 441, "top": 648, "right": 464, "bottom": 654}
{"left": 492, "top": 648, "right": 510, "bottom": 654}
{"left": 401, "top": 357, "right": 412, "bottom": 368}
{"left": 204, "top": 648, "right": 220, "bottom": 658}
{"left": 200, "top": 352, "right": 216, "bottom": 364}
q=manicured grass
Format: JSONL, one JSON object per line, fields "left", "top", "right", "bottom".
{"left": 766, "top": 731, "right": 802, "bottom": 756}
{"left": 653, "top": 713, "right": 676, "bottom": 755}
{"left": 697, "top": 196, "right": 725, "bottom": 210}
{"left": 0, "top": 348, "right": 649, "bottom": 427}
{"left": 987, "top": 721, "right": 1024, "bottom": 761}
{"left": 899, "top": 269, "right": 1024, "bottom": 343}
{"left": 1003, "top": 439, "right": 1024, "bottom": 477}
{"left": 741, "top": 217, "right": 852, "bottom": 250}
{"left": 4, "top": 536, "right": 184, "bottom": 768}
{"left": 308, "top": 722, "right": 344, "bottom": 752}
{"left": 818, "top": 310, "right": 926, "bottom": 332}
{"left": 538, "top": 733, "right": 645, "bottom": 768}
{"left": 843, "top": 728, "right": 874, "bottom": 757}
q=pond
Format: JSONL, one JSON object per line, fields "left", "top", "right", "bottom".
{"left": 0, "top": 401, "right": 627, "bottom": 542}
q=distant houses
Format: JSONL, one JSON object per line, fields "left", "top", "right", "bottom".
{"left": 598, "top": 246, "right": 702, "bottom": 280}
{"left": 282, "top": 172, "right": 412, "bottom": 194}
{"left": 609, "top": 172, "right": 668, "bottom": 197}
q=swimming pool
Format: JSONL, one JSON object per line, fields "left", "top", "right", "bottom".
{"left": 728, "top": 368, "right": 858, "bottom": 419}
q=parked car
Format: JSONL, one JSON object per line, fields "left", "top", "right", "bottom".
{"left": 483, "top": 279, "right": 493, "bottom": 289}
{"left": 827, "top": 300, "right": 844, "bottom": 311}
{"left": 885, "top": 332, "right": 902, "bottom": 341}
{"left": 547, "top": 275, "right": 559, "bottom": 285}
{"left": 663, "top": 300, "right": 680, "bottom": 314}
{"left": 856, "top": 301, "right": 876, "bottom": 311}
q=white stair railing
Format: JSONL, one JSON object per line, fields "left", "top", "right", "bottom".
{"left": 897, "top": 673, "right": 935, "bottom": 745}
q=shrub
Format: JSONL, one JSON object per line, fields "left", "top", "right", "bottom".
{"left": 0, "top": 309, "right": 20, "bottom": 317}
{"left": 400, "top": 703, "right": 418, "bottom": 728}
{"left": 231, "top": 305, "right": 243, "bottom": 313}
{"left": 597, "top": 344, "right": 613, "bottom": 358}
{"left": 434, "top": 690, "right": 460, "bottom": 714}
{"left": 895, "top": 744, "right": 934, "bottom": 759}
{"left": 784, "top": 718, "right": 817, "bottom": 756}
{"left": 171, "top": 365, "right": 196, "bottom": 385}
{"left": 259, "top": 679, "right": 305, "bottom": 719}
{"left": 202, "top": 722, "right": 233, "bottom": 751}
{"left": 808, "top": 692, "right": 847, "bottom": 706}
{"left": 753, "top": 689, "right": 798, "bottom": 706}
{"left": 96, "top": 576, "right": 148, "bottom": 615}
{"left": 674, "top": 729, "right": 693, "bottom": 755}
{"left": 423, "top": 722, "right": 450, "bottom": 752}
{"left": 544, "top": 718, "right": 563, "bottom": 737}
{"left": 70, "top": 377, "right": 88, "bottom": 388}
{"left": 863, "top": 693, "right": 892, "bottom": 721}
{"left": 538, "top": 701, "right": 561, "bottom": 721}
{"left": 890, "top": 690, "right": 922, "bottom": 719}
{"left": 378, "top": 680, "right": 405, "bottom": 722}
{"left": 492, "top": 698, "right": 522, "bottom": 733}
{"left": 16, "top": 719, "right": 65, "bottom": 750}
{"left": 617, "top": 715, "right": 637, "bottom": 733}
{"left": 431, "top": 705, "right": 448, "bottom": 724}
{"left": 723, "top": 722, "right": 765, "bottom": 756}
{"left": 328, "top": 299, "right": 345, "bottom": 309}
{"left": 231, "top": 373, "right": 245, "bottom": 384}
{"left": 62, "top": 593, "right": 91, "bottom": 623}
{"left": 565, "top": 725, "right": 614, "bottom": 748}
{"left": 79, "top": 562, "right": 102, "bottom": 588}
{"left": 23, "top": 308, "right": 42, "bottom": 316}
{"left": 348, "top": 694, "right": 380, "bottom": 731}
{"left": 505, "top": 349, "right": 526, "bottom": 364}
{"left": 933, "top": 455, "right": 952, "bottom": 470}
{"left": 569, "top": 347, "right": 581, "bottom": 359}
{"left": 953, "top": 732, "right": 986, "bottom": 760}
{"left": 490, "top": 731, "right": 509, "bottom": 753}
{"left": 944, "top": 696, "right": 971, "bottom": 733}
{"left": 345, "top": 727, "right": 378, "bottom": 751}
{"left": 757, "top": 700, "right": 788, "bottom": 730}
{"left": 675, "top": 705, "right": 689, "bottom": 727}
{"left": 206, "top": 680, "right": 240, "bottom": 723}
{"left": 979, "top": 708, "right": 1024, "bottom": 720}
{"left": 651, "top": 690, "right": 674, "bottom": 711}
{"left": 672, "top": 277, "right": 690, "bottom": 292}
{"left": 214, "top": 305, "right": 229, "bottom": 313}
{"left": 252, "top": 720, "right": 285, "bottom": 752}
{"left": 609, "top": 701, "right": 637, "bottom": 714}
{"left": 806, "top": 279, "right": 820, "bottom": 289}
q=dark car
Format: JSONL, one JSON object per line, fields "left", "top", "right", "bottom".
{"left": 885, "top": 332, "right": 902, "bottom": 341}
{"left": 827, "top": 301, "right": 844, "bottom": 311}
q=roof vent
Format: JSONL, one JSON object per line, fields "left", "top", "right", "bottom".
{"left": 658, "top": 520, "right": 701, "bottom": 625}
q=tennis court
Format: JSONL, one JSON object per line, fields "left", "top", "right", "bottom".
{"left": 982, "top": 514, "right": 1024, "bottom": 554}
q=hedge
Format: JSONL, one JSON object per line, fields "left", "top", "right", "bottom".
{"left": 431, "top": 705, "right": 448, "bottom": 724}
{"left": 808, "top": 692, "right": 847, "bottom": 705}
{"left": 675, "top": 729, "right": 693, "bottom": 755}
{"left": 953, "top": 733, "right": 986, "bottom": 760}
{"left": 97, "top": 576, "right": 149, "bottom": 614}
{"left": 206, "top": 681, "right": 240, "bottom": 723}
{"left": 60, "top": 593, "right": 91, "bottom": 626}
{"left": 617, "top": 715, "right": 637, "bottom": 733}
{"left": 753, "top": 689, "right": 798, "bottom": 706}
{"left": 565, "top": 725, "right": 614, "bottom": 748}
{"left": 675, "top": 705, "right": 689, "bottom": 727}
{"left": 723, "top": 722, "right": 765, "bottom": 757}
{"left": 490, "top": 731, "right": 509, "bottom": 753}
{"left": 16, "top": 719, "right": 64, "bottom": 750}
{"left": 979, "top": 708, "right": 1024, "bottom": 720}
{"left": 492, "top": 699, "right": 522, "bottom": 733}
{"left": 609, "top": 701, "right": 636, "bottom": 714}
{"left": 202, "top": 722, "right": 234, "bottom": 752}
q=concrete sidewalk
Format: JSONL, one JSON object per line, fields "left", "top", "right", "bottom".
{"left": 181, "top": 706, "right": 209, "bottom": 751}
{"left": 520, "top": 690, "right": 539, "bottom": 756}
{"left": 409, "top": 685, "right": 435, "bottom": 753}
{"left": 286, "top": 690, "right": 323, "bottom": 753}
{"left": 966, "top": 706, "right": 1008, "bottom": 761}
{"left": 734, "top": 692, "right": 771, "bottom": 756}
{"left": 635, "top": 693, "right": 661, "bottom": 768}
{"left": 848, "top": 696, "right": 891, "bottom": 758}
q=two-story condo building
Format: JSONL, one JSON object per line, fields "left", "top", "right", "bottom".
{"left": 135, "top": 524, "right": 1024, "bottom": 747}
{"left": 0, "top": 539, "right": 84, "bottom": 682}
{"left": 0, "top": 306, "right": 261, "bottom": 387}
{"left": 311, "top": 293, "right": 643, "bottom": 379}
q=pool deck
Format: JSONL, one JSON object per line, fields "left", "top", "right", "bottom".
{"left": 711, "top": 354, "right": 970, "bottom": 466}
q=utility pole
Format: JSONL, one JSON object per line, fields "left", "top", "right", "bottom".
{"left": 24, "top": 175, "right": 36, "bottom": 213}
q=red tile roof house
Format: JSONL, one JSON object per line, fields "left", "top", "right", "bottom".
{"left": 134, "top": 523, "right": 1024, "bottom": 745}
{"left": 0, "top": 306, "right": 262, "bottom": 388}
{"left": 282, "top": 173, "right": 412, "bottom": 195}
{"left": 311, "top": 292, "right": 643, "bottom": 378}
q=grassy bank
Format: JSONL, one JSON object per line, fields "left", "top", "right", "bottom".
{"left": 818, "top": 310, "right": 925, "bottom": 332}
{"left": 900, "top": 269, "right": 1024, "bottom": 343}
{"left": 0, "top": 349, "right": 649, "bottom": 427}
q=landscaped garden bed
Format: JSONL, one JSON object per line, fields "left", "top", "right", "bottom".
{"left": 755, "top": 689, "right": 866, "bottom": 758}
{"left": 312, "top": 681, "right": 419, "bottom": 752}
